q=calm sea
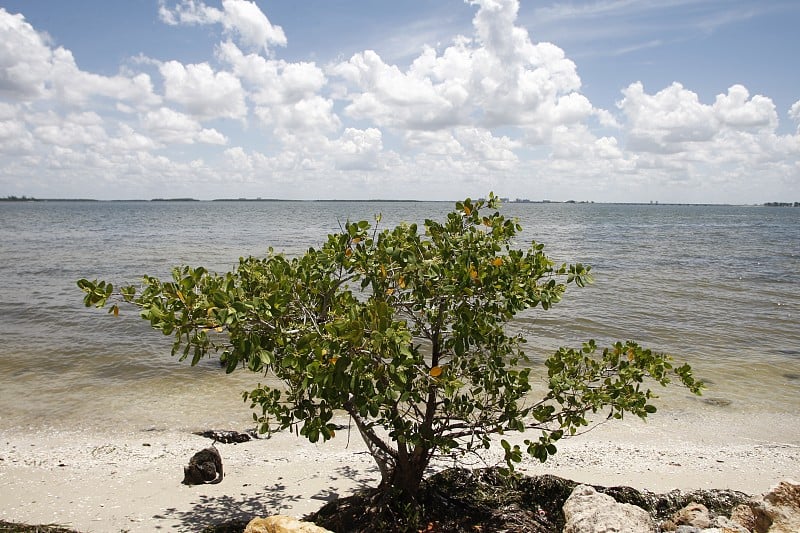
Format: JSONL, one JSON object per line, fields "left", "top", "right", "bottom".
{"left": 1, "top": 201, "right": 798, "bottom": 433}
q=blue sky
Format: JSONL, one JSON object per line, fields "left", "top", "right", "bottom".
{"left": 1, "top": 0, "right": 798, "bottom": 203}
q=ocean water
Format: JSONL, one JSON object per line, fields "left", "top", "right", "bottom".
{"left": 1, "top": 200, "right": 798, "bottom": 433}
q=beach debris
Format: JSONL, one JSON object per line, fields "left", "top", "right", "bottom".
{"left": 194, "top": 425, "right": 348, "bottom": 444}
{"left": 193, "top": 429, "right": 254, "bottom": 443}
{"left": 90, "top": 444, "right": 117, "bottom": 457}
{"left": 182, "top": 446, "right": 223, "bottom": 485}
{"left": 702, "top": 397, "right": 733, "bottom": 407}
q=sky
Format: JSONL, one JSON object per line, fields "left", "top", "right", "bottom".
{"left": 1, "top": 0, "right": 799, "bottom": 203}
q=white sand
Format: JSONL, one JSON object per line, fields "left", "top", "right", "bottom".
{"left": 1, "top": 408, "right": 799, "bottom": 532}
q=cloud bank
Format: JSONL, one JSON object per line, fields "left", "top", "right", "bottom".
{"left": 0, "top": 0, "right": 798, "bottom": 202}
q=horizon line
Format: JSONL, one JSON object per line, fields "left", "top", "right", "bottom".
{"left": 2, "top": 196, "right": 796, "bottom": 207}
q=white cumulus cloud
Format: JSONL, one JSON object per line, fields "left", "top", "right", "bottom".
{"left": 713, "top": 85, "right": 777, "bottom": 130}
{"left": 618, "top": 81, "right": 791, "bottom": 157}
{"left": 619, "top": 82, "right": 718, "bottom": 153}
{"left": 0, "top": 9, "right": 53, "bottom": 100}
{"left": 0, "top": 9, "right": 160, "bottom": 108}
{"left": 454, "top": 128, "right": 518, "bottom": 170}
{"left": 0, "top": 116, "right": 34, "bottom": 154}
{"left": 159, "top": 60, "right": 246, "bottom": 120}
{"left": 332, "top": 128, "right": 386, "bottom": 171}
{"left": 329, "top": 0, "right": 595, "bottom": 141}
{"left": 141, "top": 107, "right": 228, "bottom": 145}
{"left": 159, "top": 0, "right": 286, "bottom": 52}
{"left": 790, "top": 100, "right": 800, "bottom": 133}
{"left": 217, "top": 40, "right": 339, "bottom": 135}
{"left": 33, "top": 111, "right": 107, "bottom": 147}
{"left": 611, "top": 81, "right": 800, "bottom": 201}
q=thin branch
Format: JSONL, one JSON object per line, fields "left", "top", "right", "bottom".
{"left": 343, "top": 399, "right": 398, "bottom": 461}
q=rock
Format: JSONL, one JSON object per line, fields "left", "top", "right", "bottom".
{"left": 563, "top": 484, "right": 656, "bottom": 533}
{"left": 182, "top": 446, "right": 223, "bottom": 485}
{"left": 711, "top": 515, "right": 751, "bottom": 532}
{"left": 244, "top": 515, "right": 333, "bottom": 533}
{"left": 744, "top": 479, "right": 800, "bottom": 533}
{"left": 645, "top": 487, "right": 750, "bottom": 526}
{"left": 662, "top": 502, "right": 712, "bottom": 530}
{"left": 654, "top": 480, "right": 800, "bottom": 533}
{"left": 730, "top": 503, "right": 762, "bottom": 532}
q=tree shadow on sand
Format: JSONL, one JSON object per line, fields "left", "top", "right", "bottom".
{"left": 153, "top": 464, "right": 380, "bottom": 531}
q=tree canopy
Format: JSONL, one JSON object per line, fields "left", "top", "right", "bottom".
{"left": 79, "top": 194, "right": 701, "bottom": 505}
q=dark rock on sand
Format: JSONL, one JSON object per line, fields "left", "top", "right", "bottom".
{"left": 193, "top": 429, "right": 256, "bottom": 443}
{"left": 701, "top": 397, "right": 733, "bottom": 407}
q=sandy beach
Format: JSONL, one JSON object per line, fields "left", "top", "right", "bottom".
{"left": 2, "top": 406, "right": 798, "bottom": 532}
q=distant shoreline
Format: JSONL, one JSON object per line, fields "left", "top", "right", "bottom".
{"left": 2, "top": 196, "right": 797, "bottom": 207}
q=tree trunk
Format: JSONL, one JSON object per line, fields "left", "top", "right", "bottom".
{"left": 385, "top": 448, "right": 429, "bottom": 502}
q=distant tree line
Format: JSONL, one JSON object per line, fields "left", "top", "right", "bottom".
{"left": 2, "top": 195, "right": 38, "bottom": 201}
{"left": 763, "top": 202, "right": 800, "bottom": 207}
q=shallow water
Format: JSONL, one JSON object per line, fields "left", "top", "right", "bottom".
{"left": 1, "top": 200, "right": 798, "bottom": 432}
